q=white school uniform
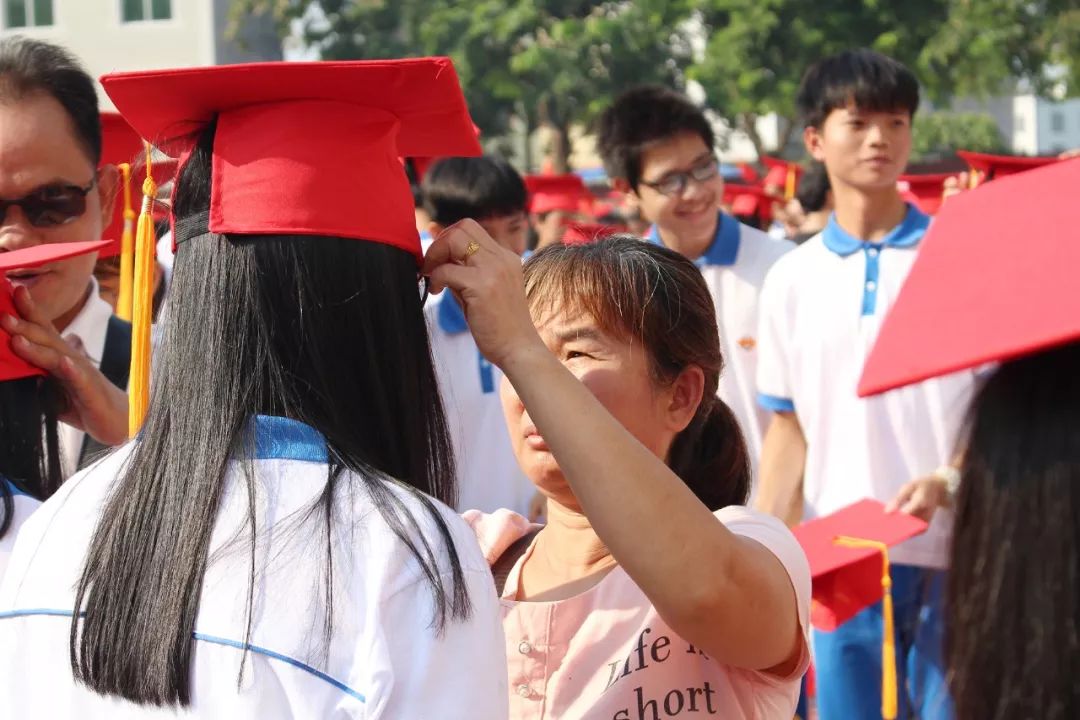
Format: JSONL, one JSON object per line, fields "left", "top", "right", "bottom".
{"left": 0, "top": 478, "right": 41, "bottom": 582}
{"left": 426, "top": 292, "right": 535, "bottom": 516}
{"left": 756, "top": 206, "right": 977, "bottom": 569}
{"left": 649, "top": 214, "right": 794, "bottom": 489}
{"left": 0, "top": 415, "right": 509, "bottom": 719}
{"left": 55, "top": 278, "right": 116, "bottom": 477}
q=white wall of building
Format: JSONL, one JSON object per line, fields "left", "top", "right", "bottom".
{"left": 1, "top": 0, "right": 280, "bottom": 108}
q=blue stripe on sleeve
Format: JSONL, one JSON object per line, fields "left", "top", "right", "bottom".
{"left": 757, "top": 393, "right": 796, "bottom": 413}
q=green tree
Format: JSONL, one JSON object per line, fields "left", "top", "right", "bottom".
{"left": 230, "top": 0, "right": 697, "bottom": 171}
{"left": 689, "top": 0, "right": 1079, "bottom": 158}
{"left": 911, "top": 112, "right": 1007, "bottom": 162}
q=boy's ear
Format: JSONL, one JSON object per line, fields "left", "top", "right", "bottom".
{"left": 611, "top": 177, "right": 634, "bottom": 195}
{"left": 427, "top": 221, "right": 447, "bottom": 238}
{"left": 804, "top": 125, "right": 826, "bottom": 162}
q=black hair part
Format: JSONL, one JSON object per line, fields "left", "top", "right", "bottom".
{"left": 0, "top": 35, "right": 102, "bottom": 165}
{"left": 795, "top": 161, "right": 832, "bottom": 213}
{"left": 421, "top": 156, "right": 526, "bottom": 226}
{"left": 71, "top": 119, "right": 471, "bottom": 706}
{"left": 947, "top": 340, "right": 1080, "bottom": 720}
{"left": 796, "top": 48, "right": 920, "bottom": 129}
{"left": 597, "top": 85, "right": 715, "bottom": 191}
{"left": 0, "top": 378, "right": 62, "bottom": 538}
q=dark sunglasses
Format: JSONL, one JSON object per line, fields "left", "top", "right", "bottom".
{"left": 0, "top": 179, "right": 95, "bottom": 228}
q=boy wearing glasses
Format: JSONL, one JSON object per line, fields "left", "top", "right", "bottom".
{"left": 597, "top": 85, "right": 793, "bottom": 483}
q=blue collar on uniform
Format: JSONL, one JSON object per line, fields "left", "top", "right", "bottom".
{"left": 437, "top": 290, "right": 469, "bottom": 335}
{"left": 252, "top": 415, "right": 327, "bottom": 463}
{"left": 647, "top": 212, "right": 741, "bottom": 267}
{"left": 2, "top": 476, "right": 29, "bottom": 498}
{"left": 821, "top": 204, "right": 931, "bottom": 316}
{"left": 821, "top": 204, "right": 929, "bottom": 256}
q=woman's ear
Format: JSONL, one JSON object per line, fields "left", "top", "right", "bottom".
{"left": 667, "top": 365, "right": 706, "bottom": 433}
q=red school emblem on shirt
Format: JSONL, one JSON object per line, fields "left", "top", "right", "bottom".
{"left": 738, "top": 336, "right": 757, "bottom": 351}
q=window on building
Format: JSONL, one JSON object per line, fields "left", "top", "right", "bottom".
{"left": 121, "top": 0, "right": 171, "bottom": 22}
{"left": 1051, "top": 111, "right": 1066, "bottom": 134}
{"left": 4, "top": 0, "right": 54, "bottom": 28}
{"left": 1015, "top": 113, "right": 1026, "bottom": 133}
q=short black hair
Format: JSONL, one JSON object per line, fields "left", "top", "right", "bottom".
{"left": 597, "top": 85, "right": 715, "bottom": 190}
{"left": 796, "top": 48, "right": 920, "bottom": 129}
{"left": 421, "top": 156, "right": 526, "bottom": 226}
{"left": 796, "top": 161, "right": 832, "bottom": 212}
{"left": 0, "top": 36, "right": 101, "bottom": 165}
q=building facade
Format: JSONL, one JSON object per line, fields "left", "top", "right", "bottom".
{"left": 0, "top": 0, "right": 282, "bottom": 106}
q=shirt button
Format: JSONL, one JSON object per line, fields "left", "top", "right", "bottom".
{"left": 518, "top": 641, "right": 533, "bottom": 655}
{"left": 866, "top": 280, "right": 877, "bottom": 291}
{"left": 867, "top": 248, "right": 879, "bottom": 257}
{"left": 516, "top": 684, "right": 532, "bottom": 698}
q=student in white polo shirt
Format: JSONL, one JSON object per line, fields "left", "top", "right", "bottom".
{"left": 421, "top": 156, "right": 537, "bottom": 517}
{"left": 597, "top": 86, "right": 793, "bottom": 485}
{"left": 754, "top": 49, "right": 977, "bottom": 720}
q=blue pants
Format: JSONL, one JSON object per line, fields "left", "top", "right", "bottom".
{"left": 813, "top": 565, "right": 953, "bottom": 720}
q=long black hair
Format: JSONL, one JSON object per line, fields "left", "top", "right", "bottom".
{"left": 71, "top": 120, "right": 470, "bottom": 706}
{"left": 946, "top": 340, "right": 1080, "bottom": 720}
{"left": 0, "top": 377, "right": 62, "bottom": 537}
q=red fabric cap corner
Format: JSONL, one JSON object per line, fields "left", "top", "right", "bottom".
{"left": 526, "top": 174, "right": 590, "bottom": 215}
{"left": 859, "top": 157, "right": 1080, "bottom": 396}
{"left": 897, "top": 173, "right": 951, "bottom": 215}
{"left": 956, "top": 150, "right": 1060, "bottom": 181}
{"left": 792, "top": 499, "right": 928, "bottom": 630}
{"left": 1, "top": 240, "right": 111, "bottom": 381}
{"left": 100, "top": 59, "right": 481, "bottom": 262}
{"left": 561, "top": 222, "right": 623, "bottom": 245}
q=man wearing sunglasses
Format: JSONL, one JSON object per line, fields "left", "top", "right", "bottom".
{"left": 597, "top": 85, "right": 794, "bottom": 492}
{"left": 0, "top": 38, "right": 130, "bottom": 474}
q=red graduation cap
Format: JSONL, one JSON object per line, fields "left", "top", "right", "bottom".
{"left": 794, "top": 498, "right": 928, "bottom": 720}
{"left": 956, "top": 150, "right": 1060, "bottom": 186}
{"left": 859, "top": 157, "right": 1080, "bottom": 397}
{"left": 100, "top": 58, "right": 482, "bottom": 262}
{"left": 408, "top": 122, "right": 482, "bottom": 184}
{"left": 897, "top": 173, "right": 951, "bottom": 215}
{"left": 525, "top": 174, "right": 591, "bottom": 215}
{"left": 760, "top": 156, "right": 804, "bottom": 199}
{"left": 98, "top": 112, "right": 145, "bottom": 259}
{"left": 1, "top": 241, "right": 112, "bottom": 381}
{"left": 560, "top": 222, "right": 624, "bottom": 246}
{"left": 794, "top": 499, "right": 928, "bottom": 630}
{"left": 724, "top": 183, "right": 773, "bottom": 221}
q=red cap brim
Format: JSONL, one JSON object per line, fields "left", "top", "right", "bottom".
{"left": 1, "top": 240, "right": 112, "bottom": 381}
{"left": 859, "top": 157, "right": 1080, "bottom": 396}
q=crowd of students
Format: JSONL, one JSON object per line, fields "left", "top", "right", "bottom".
{"left": 0, "top": 31, "right": 1076, "bottom": 720}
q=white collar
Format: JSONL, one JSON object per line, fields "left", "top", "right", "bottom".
{"left": 60, "top": 277, "right": 114, "bottom": 369}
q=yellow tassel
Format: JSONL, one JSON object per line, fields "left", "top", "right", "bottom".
{"left": 785, "top": 165, "right": 797, "bottom": 200}
{"left": 835, "top": 536, "right": 897, "bottom": 720}
{"left": 128, "top": 144, "right": 157, "bottom": 438}
{"left": 116, "top": 162, "right": 136, "bottom": 322}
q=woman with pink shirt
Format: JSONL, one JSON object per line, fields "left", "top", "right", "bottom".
{"left": 425, "top": 228, "right": 811, "bottom": 719}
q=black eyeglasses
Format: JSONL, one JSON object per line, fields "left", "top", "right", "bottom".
{"left": 640, "top": 161, "right": 719, "bottom": 197}
{"left": 0, "top": 179, "right": 96, "bottom": 228}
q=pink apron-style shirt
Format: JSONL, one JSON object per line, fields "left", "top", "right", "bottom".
{"left": 466, "top": 506, "right": 811, "bottom": 720}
